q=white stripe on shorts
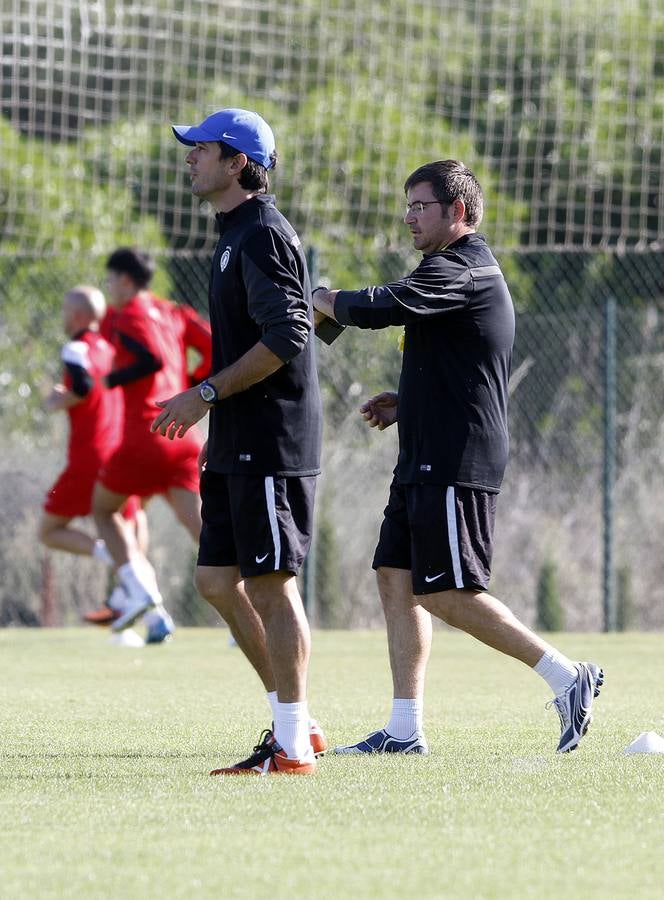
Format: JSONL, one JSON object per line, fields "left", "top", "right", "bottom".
{"left": 445, "top": 486, "right": 464, "bottom": 588}
{"left": 264, "top": 476, "right": 281, "bottom": 571}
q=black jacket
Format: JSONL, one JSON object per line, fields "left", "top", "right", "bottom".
{"left": 206, "top": 195, "right": 322, "bottom": 476}
{"left": 334, "top": 233, "right": 515, "bottom": 492}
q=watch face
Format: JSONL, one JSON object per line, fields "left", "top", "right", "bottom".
{"left": 200, "top": 383, "right": 216, "bottom": 403}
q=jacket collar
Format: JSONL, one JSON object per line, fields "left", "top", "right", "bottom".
{"left": 215, "top": 194, "right": 275, "bottom": 232}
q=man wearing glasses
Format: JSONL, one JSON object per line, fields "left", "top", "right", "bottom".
{"left": 313, "top": 159, "right": 603, "bottom": 756}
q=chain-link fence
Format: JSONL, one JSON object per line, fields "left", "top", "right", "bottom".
{"left": 2, "top": 248, "right": 664, "bottom": 629}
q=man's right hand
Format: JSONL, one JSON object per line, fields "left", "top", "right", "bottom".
{"left": 360, "top": 392, "right": 398, "bottom": 430}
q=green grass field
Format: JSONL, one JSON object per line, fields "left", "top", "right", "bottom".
{"left": 1, "top": 628, "right": 663, "bottom": 899}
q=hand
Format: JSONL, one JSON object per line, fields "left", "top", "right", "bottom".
{"left": 312, "top": 286, "right": 336, "bottom": 319}
{"left": 359, "top": 391, "right": 398, "bottom": 430}
{"left": 151, "top": 386, "right": 209, "bottom": 440}
{"left": 43, "top": 383, "right": 69, "bottom": 412}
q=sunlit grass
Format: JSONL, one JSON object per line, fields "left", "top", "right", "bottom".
{"left": 1, "top": 628, "right": 663, "bottom": 898}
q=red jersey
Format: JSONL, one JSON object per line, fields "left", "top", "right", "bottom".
{"left": 99, "top": 293, "right": 204, "bottom": 498}
{"left": 166, "top": 300, "right": 212, "bottom": 387}
{"left": 62, "top": 330, "right": 121, "bottom": 467}
{"left": 44, "top": 329, "right": 124, "bottom": 517}
{"left": 108, "top": 293, "right": 188, "bottom": 427}
{"left": 100, "top": 306, "right": 118, "bottom": 343}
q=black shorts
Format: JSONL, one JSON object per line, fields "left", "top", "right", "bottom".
{"left": 197, "top": 470, "right": 316, "bottom": 578}
{"left": 372, "top": 481, "right": 497, "bottom": 595}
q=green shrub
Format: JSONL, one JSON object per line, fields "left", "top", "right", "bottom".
{"left": 536, "top": 559, "right": 564, "bottom": 631}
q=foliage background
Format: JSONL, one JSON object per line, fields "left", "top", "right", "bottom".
{"left": 1, "top": 0, "right": 664, "bottom": 628}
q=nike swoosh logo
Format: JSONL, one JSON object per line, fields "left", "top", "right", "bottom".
{"left": 222, "top": 132, "right": 237, "bottom": 139}
{"left": 255, "top": 553, "right": 269, "bottom": 564}
{"left": 424, "top": 572, "right": 446, "bottom": 583}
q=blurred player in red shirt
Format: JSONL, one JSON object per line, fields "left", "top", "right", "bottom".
{"left": 93, "top": 248, "right": 210, "bottom": 642}
{"left": 38, "top": 285, "right": 146, "bottom": 565}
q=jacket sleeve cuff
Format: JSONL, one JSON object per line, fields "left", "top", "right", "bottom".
{"left": 260, "top": 331, "right": 305, "bottom": 363}
{"left": 332, "top": 291, "right": 359, "bottom": 325}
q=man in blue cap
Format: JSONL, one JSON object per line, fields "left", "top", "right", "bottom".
{"left": 152, "top": 108, "right": 325, "bottom": 775}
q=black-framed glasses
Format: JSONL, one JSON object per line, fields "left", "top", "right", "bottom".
{"left": 405, "top": 200, "right": 445, "bottom": 216}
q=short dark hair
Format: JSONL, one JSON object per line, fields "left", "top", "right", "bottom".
{"left": 404, "top": 160, "right": 483, "bottom": 227}
{"left": 106, "top": 247, "right": 155, "bottom": 288}
{"left": 217, "top": 141, "right": 277, "bottom": 192}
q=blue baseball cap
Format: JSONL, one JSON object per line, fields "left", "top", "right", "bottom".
{"left": 172, "top": 108, "right": 276, "bottom": 169}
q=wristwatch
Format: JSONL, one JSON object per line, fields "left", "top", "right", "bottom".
{"left": 199, "top": 380, "right": 219, "bottom": 404}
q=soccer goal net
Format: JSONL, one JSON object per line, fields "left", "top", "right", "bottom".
{"left": 2, "top": 0, "right": 663, "bottom": 257}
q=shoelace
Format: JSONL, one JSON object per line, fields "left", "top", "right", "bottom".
{"left": 252, "top": 729, "right": 274, "bottom": 753}
{"left": 545, "top": 695, "right": 570, "bottom": 728}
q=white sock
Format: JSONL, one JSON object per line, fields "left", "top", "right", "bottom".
{"left": 107, "top": 584, "right": 129, "bottom": 612}
{"left": 117, "top": 560, "right": 158, "bottom": 604}
{"left": 386, "top": 698, "right": 423, "bottom": 739}
{"left": 92, "top": 539, "right": 114, "bottom": 566}
{"left": 534, "top": 650, "right": 578, "bottom": 696}
{"left": 144, "top": 607, "right": 171, "bottom": 627}
{"left": 274, "top": 700, "right": 310, "bottom": 760}
{"left": 267, "top": 691, "right": 279, "bottom": 721}
{"left": 268, "top": 693, "right": 318, "bottom": 736}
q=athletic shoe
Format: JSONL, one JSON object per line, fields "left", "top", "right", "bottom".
{"left": 145, "top": 609, "right": 175, "bottom": 644}
{"left": 108, "top": 628, "right": 145, "bottom": 648}
{"left": 83, "top": 604, "right": 121, "bottom": 626}
{"left": 548, "top": 662, "right": 604, "bottom": 753}
{"left": 334, "top": 728, "right": 429, "bottom": 755}
{"left": 111, "top": 591, "right": 156, "bottom": 633}
{"left": 83, "top": 584, "right": 127, "bottom": 626}
{"left": 210, "top": 730, "right": 316, "bottom": 776}
{"left": 309, "top": 719, "right": 328, "bottom": 757}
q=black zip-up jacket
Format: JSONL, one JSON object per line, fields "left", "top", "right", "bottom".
{"left": 334, "top": 233, "right": 515, "bottom": 492}
{"left": 206, "top": 195, "right": 322, "bottom": 476}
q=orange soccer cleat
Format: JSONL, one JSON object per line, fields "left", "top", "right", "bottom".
{"left": 308, "top": 719, "right": 328, "bottom": 758}
{"left": 83, "top": 605, "right": 121, "bottom": 626}
{"left": 210, "top": 730, "right": 316, "bottom": 776}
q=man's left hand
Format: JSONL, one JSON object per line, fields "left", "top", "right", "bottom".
{"left": 151, "top": 386, "right": 209, "bottom": 440}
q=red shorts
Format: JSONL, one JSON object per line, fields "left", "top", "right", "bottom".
{"left": 98, "top": 427, "right": 202, "bottom": 497}
{"left": 44, "top": 462, "right": 98, "bottom": 518}
{"left": 44, "top": 462, "right": 142, "bottom": 521}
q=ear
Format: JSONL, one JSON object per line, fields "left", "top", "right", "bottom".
{"left": 229, "top": 151, "right": 249, "bottom": 174}
{"left": 451, "top": 198, "right": 466, "bottom": 223}
{"left": 119, "top": 273, "right": 134, "bottom": 293}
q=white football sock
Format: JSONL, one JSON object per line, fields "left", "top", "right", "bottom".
{"left": 92, "top": 539, "right": 114, "bottom": 566}
{"left": 106, "top": 584, "right": 129, "bottom": 612}
{"left": 143, "top": 607, "right": 171, "bottom": 627}
{"left": 274, "top": 700, "right": 310, "bottom": 760}
{"left": 117, "top": 560, "right": 159, "bottom": 604}
{"left": 534, "top": 649, "right": 578, "bottom": 697}
{"left": 386, "top": 698, "right": 423, "bottom": 739}
{"left": 267, "top": 691, "right": 279, "bottom": 720}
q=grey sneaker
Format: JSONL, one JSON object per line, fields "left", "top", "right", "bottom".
{"left": 548, "top": 662, "right": 604, "bottom": 753}
{"left": 334, "top": 728, "right": 428, "bottom": 755}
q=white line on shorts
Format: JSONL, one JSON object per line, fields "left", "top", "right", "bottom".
{"left": 264, "top": 476, "right": 281, "bottom": 571}
{"left": 445, "top": 486, "right": 464, "bottom": 588}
